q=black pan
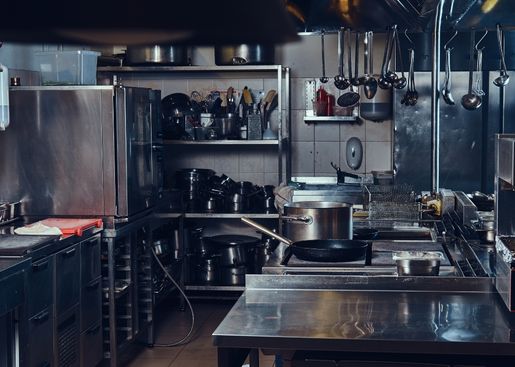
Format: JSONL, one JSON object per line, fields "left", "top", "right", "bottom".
{"left": 241, "top": 217, "right": 367, "bottom": 262}
{"left": 353, "top": 228, "right": 379, "bottom": 241}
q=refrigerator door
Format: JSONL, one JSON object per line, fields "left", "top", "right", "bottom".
{"left": 115, "top": 87, "right": 154, "bottom": 217}
{"left": 0, "top": 86, "right": 115, "bottom": 216}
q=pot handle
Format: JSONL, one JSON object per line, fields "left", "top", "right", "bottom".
{"left": 281, "top": 215, "right": 313, "bottom": 224}
{"left": 232, "top": 56, "right": 248, "bottom": 65}
{"left": 241, "top": 217, "right": 293, "bottom": 246}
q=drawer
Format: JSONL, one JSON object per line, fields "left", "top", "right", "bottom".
{"left": 56, "top": 307, "right": 80, "bottom": 367}
{"left": 56, "top": 244, "right": 80, "bottom": 315}
{"left": 81, "top": 277, "right": 102, "bottom": 331}
{"left": 81, "top": 236, "right": 101, "bottom": 286}
{"left": 80, "top": 323, "right": 103, "bottom": 367}
{"left": 28, "top": 255, "right": 54, "bottom": 317}
{"left": 28, "top": 308, "right": 54, "bottom": 367}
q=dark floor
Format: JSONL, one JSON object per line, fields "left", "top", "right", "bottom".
{"left": 122, "top": 298, "right": 275, "bottom": 367}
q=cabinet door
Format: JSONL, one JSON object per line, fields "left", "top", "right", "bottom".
{"left": 56, "top": 244, "right": 80, "bottom": 315}
{"left": 28, "top": 308, "right": 54, "bottom": 367}
{"left": 80, "top": 277, "right": 102, "bottom": 332}
{"left": 28, "top": 256, "right": 54, "bottom": 318}
{"left": 80, "top": 323, "right": 103, "bottom": 367}
{"left": 81, "top": 236, "right": 101, "bottom": 286}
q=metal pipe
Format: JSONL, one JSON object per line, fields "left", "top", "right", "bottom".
{"left": 431, "top": 0, "right": 446, "bottom": 193}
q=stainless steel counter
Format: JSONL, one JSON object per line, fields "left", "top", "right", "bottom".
{"left": 213, "top": 275, "right": 515, "bottom": 366}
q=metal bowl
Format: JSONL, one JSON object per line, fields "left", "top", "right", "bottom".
{"left": 396, "top": 258, "right": 440, "bottom": 276}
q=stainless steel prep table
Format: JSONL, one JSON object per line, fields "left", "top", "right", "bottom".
{"left": 213, "top": 275, "right": 515, "bottom": 367}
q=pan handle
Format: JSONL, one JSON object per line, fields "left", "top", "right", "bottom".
{"left": 241, "top": 217, "right": 293, "bottom": 246}
{"left": 281, "top": 215, "right": 313, "bottom": 224}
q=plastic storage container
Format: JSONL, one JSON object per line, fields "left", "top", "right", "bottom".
{"left": 36, "top": 50, "right": 100, "bottom": 85}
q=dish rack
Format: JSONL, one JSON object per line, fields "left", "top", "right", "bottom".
{"left": 364, "top": 184, "right": 420, "bottom": 221}
{"left": 0, "top": 201, "right": 21, "bottom": 225}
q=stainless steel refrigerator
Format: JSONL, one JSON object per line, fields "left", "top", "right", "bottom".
{"left": 0, "top": 85, "right": 160, "bottom": 218}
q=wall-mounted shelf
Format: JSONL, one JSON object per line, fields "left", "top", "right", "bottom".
{"left": 303, "top": 116, "right": 358, "bottom": 123}
{"left": 183, "top": 213, "right": 279, "bottom": 219}
{"left": 98, "top": 65, "right": 284, "bottom": 73}
{"left": 163, "top": 139, "right": 280, "bottom": 146}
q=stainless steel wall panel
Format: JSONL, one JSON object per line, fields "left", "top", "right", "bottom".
{"left": 394, "top": 72, "right": 483, "bottom": 192}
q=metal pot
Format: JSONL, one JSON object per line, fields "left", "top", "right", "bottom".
{"left": 204, "top": 235, "right": 259, "bottom": 266}
{"left": 215, "top": 44, "right": 275, "bottom": 65}
{"left": 283, "top": 201, "right": 353, "bottom": 242}
{"left": 220, "top": 266, "right": 246, "bottom": 286}
{"left": 196, "top": 257, "right": 219, "bottom": 284}
{"left": 125, "top": 45, "right": 189, "bottom": 65}
{"left": 359, "top": 79, "right": 392, "bottom": 121}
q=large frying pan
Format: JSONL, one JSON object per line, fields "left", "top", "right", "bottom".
{"left": 242, "top": 217, "right": 368, "bottom": 262}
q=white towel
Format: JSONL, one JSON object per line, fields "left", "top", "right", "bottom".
{"left": 273, "top": 184, "right": 293, "bottom": 214}
{"left": 14, "top": 222, "right": 62, "bottom": 236}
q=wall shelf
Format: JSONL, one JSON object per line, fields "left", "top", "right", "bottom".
{"left": 98, "top": 65, "right": 283, "bottom": 73}
{"left": 304, "top": 116, "right": 358, "bottom": 123}
{"left": 163, "top": 139, "right": 279, "bottom": 146}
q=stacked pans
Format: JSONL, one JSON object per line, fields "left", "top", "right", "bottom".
{"left": 191, "top": 233, "right": 261, "bottom": 286}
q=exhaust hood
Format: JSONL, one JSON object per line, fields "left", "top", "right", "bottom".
{"left": 0, "top": 0, "right": 299, "bottom": 45}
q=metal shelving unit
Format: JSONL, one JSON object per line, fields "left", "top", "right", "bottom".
{"left": 99, "top": 65, "right": 291, "bottom": 296}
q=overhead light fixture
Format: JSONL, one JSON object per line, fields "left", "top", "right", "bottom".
{"left": 0, "top": 0, "right": 299, "bottom": 45}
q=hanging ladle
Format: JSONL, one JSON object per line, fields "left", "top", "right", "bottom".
{"left": 334, "top": 28, "right": 350, "bottom": 90}
{"left": 339, "top": 30, "right": 361, "bottom": 107}
{"left": 494, "top": 24, "right": 510, "bottom": 87}
{"left": 320, "top": 30, "right": 329, "bottom": 83}
{"left": 350, "top": 32, "right": 361, "bottom": 86}
{"left": 393, "top": 27, "right": 407, "bottom": 89}
{"left": 363, "top": 31, "right": 378, "bottom": 99}
{"left": 461, "top": 30, "right": 485, "bottom": 111}
{"left": 442, "top": 30, "right": 458, "bottom": 105}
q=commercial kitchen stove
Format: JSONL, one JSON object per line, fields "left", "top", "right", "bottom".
{"left": 263, "top": 239, "right": 455, "bottom": 276}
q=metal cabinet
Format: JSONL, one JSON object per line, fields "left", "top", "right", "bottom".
{"left": 27, "top": 256, "right": 54, "bottom": 319}
{"left": 56, "top": 244, "right": 80, "bottom": 315}
{"left": 81, "top": 278, "right": 102, "bottom": 331}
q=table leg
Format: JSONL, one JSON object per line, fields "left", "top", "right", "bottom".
{"left": 218, "top": 347, "right": 250, "bottom": 367}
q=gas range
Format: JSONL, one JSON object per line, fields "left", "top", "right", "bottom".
{"left": 262, "top": 240, "right": 454, "bottom": 276}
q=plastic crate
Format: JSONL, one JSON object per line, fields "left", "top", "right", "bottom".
{"left": 36, "top": 50, "right": 100, "bottom": 85}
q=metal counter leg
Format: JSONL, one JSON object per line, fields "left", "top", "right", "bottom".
{"left": 218, "top": 347, "right": 250, "bottom": 367}
{"left": 249, "top": 348, "right": 260, "bottom": 367}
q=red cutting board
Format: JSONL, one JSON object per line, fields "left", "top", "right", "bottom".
{"left": 40, "top": 218, "right": 103, "bottom": 236}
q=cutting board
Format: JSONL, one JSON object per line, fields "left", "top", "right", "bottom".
{"left": 39, "top": 218, "right": 103, "bottom": 236}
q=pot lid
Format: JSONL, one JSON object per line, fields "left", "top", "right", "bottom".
{"left": 205, "top": 235, "right": 260, "bottom": 246}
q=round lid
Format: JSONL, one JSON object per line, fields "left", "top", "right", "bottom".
{"left": 205, "top": 235, "right": 260, "bottom": 246}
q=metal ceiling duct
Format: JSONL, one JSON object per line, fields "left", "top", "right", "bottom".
{"left": 0, "top": 0, "right": 299, "bottom": 45}
{"left": 286, "top": 0, "right": 439, "bottom": 31}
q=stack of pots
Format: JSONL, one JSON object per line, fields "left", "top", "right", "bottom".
{"left": 201, "top": 235, "right": 261, "bottom": 286}
{"left": 175, "top": 168, "right": 215, "bottom": 212}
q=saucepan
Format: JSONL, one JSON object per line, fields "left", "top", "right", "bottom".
{"left": 241, "top": 217, "right": 367, "bottom": 262}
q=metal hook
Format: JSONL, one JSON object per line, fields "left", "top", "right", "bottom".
{"left": 444, "top": 30, "right": 458, "bottom": 50}
{"left": 475, "top": 29, "right": 488, "bottom": 50}
{"left": 404, "top": 29, "right": 414, "bottom": 45}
